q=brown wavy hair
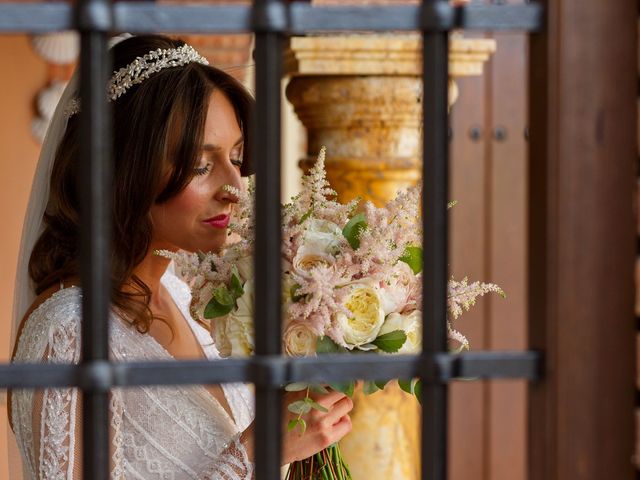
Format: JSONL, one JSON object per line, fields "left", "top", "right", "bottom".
{"left": 28, "top": 34, "right": 254, "bottom": 333}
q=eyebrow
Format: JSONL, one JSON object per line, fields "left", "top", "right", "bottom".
{"left": 202, "top": 136, "right": 244, "bottom": 152}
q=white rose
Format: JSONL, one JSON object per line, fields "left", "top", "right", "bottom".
{"left": 211, "top": 280, "right": 254, "bottom": 357}
{"left": 379, "top": 310, "right": 422, "bottom": 354}
{"left": 335, "top": 283, "right": 386, "bottom": 349}
{"left": 283, "top": 321, "right": 317, "bottom": 357}
{"left": 303, "top": 219, "right": 343, "bottom": 255}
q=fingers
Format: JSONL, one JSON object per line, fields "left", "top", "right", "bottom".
{"left": 311, "top": 389, "right": 348, "bottom": 409}
{"left": 328, "top": 414, "right": 352, "bottom": 444}
{"left": 315, "top": 395, "right": 353, "bottom": 426}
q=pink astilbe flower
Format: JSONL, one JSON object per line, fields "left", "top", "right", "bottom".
{"left": 163, "top": 147, "right": 504, "bottom": 360}
{"left": 447, "top": 277, "right": 505, "bottom": 320}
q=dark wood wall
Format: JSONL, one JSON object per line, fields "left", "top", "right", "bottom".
{"left": 448, "top": 21, "right": 528, "bottom": 480}
{"left": 528, "top": 0, "right": 637, "bottom": 479}
{"left": 449, "top": 0, "right": 637, "bottom": 479}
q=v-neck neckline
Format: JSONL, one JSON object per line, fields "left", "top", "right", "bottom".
{"left": 144, "top": 274, "right": 239, "bottom": 428}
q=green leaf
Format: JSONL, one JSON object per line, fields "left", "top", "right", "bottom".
{"left": 287, "top": 418, "right": 307, "bottom": 435}
{"left": 287, "top": 419, "right": 299, "bottom": 431}
{"left": 287, "top": 400, "right": 312, "bottom": 415}
{"left": 414, "top": 380, "right": 422, "bottom": 404}
{"left": 285, "top": 382, "right": 309, "bottom": 392}
{"left": 372, "top": 330, "right": 407, "bottom": 353}
{"left": 342, "top": 213, "right": 368, "bottom": 250}
{"left": 399, "top": 246, "right": 423, "bottom": 274}
{"left": 203, "top": 297, "right": 233, "bottom": 319}
{"left": 298, "top": 418, "right": 307, "bottom": 435}
{"left": 363, "top": 381, "right": 380, "bottom": 395}
{"left": 309, "top": 384, "right": 330, "bottom": 395}
{"left": 329, "top": 381, "right": 355, "bottom": 398}
{"left": 398, "top": 379, "right": 415, "bottom": 395}
{"left": 316, "top": 336, "right": 342, "bottom": 354}
{"left": 304, "top": 397, "right": 328, "bottom": 413}
{"left": 213, "top": 285, "right": 234, "bottom": 306}
{"left": 229, "top": 266, "right": 244, "bottom": 300}
{"left": 299, "top": 208, "right": 313, "bottom": 224}
{"left": 290, "top": 283, "right": 306, "bottom": 303}
{"left": 374, "top": 380, "right": 389, "bottom": 390}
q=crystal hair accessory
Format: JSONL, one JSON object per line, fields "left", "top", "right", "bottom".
{"left": 65, "top": 44, "right": 209, "bottom": 116}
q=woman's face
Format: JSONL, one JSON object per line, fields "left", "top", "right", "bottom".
{"left": 150, "top": 89, "right": 244, "bottom": 254}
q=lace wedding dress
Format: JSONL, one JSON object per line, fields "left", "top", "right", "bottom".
{"left": 10, "top": 270, "right": 255, "bottom": 480}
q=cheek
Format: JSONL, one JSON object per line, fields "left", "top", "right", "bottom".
{"left": 154, "top": 184, "right": 209, "bottom": 225}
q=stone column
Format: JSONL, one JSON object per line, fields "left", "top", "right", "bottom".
{"left": 285, "top": 34, "right": 495, "bottom": 479}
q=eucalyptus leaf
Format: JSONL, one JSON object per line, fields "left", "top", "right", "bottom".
{"left": 203, "top": 297, "right": 233, "bottom": 319}
{"left": 304, "top": 397, "right": 329, "bottom": 413}
{"left": 287, "top": 400, "right": 312, "bottom": 415}
{"left": 287, "top": 419, "right": 299, "bottom": 432}
{"left": 285, "top": 382, "right": 309, "bottom": 392}
{"left": 342, "top": 213, "right": 368, "bottom": 250}
{"left": 399, "top": 246, "right": 423, "bottom": 274}
{"left": 372, "top": 330, "right": 407, "bottom": 353}
{"left": 309, "top": 384, "right": 330, "bottom": 394}
{"left": 287, "top": 418, "right": 307, "bottom": 435}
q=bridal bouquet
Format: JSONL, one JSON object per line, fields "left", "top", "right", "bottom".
{"left": 157, "top": 147, "right": 503, "bottom": 479}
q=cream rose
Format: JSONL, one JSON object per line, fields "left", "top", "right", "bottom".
{"left": 379, "top": 262, "right": 414, "bottom": 314}
{"left": 212, "top": 280, "right": 255, "bottom": 357}
{"left": 292, "top": 246, "right": 335, "bottom": 278}
{"left": 283, "top": 321, "right": 317, "bottom": 357}
{"left": 335, "top": 283, "right": 386, "bottom": 349}
{"left": 379, "top": 310, "right": 422, "bottom": 354}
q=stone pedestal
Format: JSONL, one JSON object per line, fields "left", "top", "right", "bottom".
{"left": 285, "top": 34, "right": 495, "bottom": 479}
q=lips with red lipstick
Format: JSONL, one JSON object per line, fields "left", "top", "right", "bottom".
{"left": 203, "top": 214, "right": 230, "bottom": 229}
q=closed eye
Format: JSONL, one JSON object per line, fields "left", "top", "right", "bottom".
{"left": 193, "top": 163, "right": 211, "bottom": 176}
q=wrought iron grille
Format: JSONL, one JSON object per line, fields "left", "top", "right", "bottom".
{"left": 0, "top": 1, "right": 544, "bottom": 479}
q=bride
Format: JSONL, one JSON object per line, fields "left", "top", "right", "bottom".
{"left": 8, "top": 34, "right": 353, "bottom": 479}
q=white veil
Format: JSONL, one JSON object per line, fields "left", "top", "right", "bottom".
{"left": 7, "top": 67, "right": 79, "bottom": 480}
{"left": 8, "top": 34, "right": 131, "bottom": 479}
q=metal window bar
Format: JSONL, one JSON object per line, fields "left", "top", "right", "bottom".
{"left": 0, "top": 1, "right": 545, "bottom": 479}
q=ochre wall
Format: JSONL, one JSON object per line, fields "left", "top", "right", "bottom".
{"left": 0, "top": 34, "right": 48, "bottom": 479}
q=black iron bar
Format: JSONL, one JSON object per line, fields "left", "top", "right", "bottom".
{"left": 75, "top": 1, "right": 113, "bottom": 479}
{"left": 252, "top": 0, "right": 285, "bottom": 478}
{"left": 0, "top": 3, "right": 544, "bottom": 33}
{"left": 0, "top": 351, "right": 542, "bottom": 390}
{"left": 421, "top": 0, "right": 450, "bottom": 478}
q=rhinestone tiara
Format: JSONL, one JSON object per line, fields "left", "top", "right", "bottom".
{"left": 65, "top": 44, "right": 209, "bottom": 116}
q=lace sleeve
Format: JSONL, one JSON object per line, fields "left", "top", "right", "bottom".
{"left": 33, "top": 314, "right": 83, "bottom": 480}
{"left": 12, "top": 294, "right": 124, "bottom": 480}
{"left": 198, "top": 434, "right": 254, "bottom": 480}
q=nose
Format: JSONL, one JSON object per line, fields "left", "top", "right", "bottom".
{"left": 214, "top": 161, "right": 243, "bottom": 204}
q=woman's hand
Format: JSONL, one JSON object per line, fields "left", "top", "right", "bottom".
{"left": 238, "top": 389, "right": 353, "bottom": 465}
{"left": 281, "top": 389, "right": 353, "bottom": 464}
